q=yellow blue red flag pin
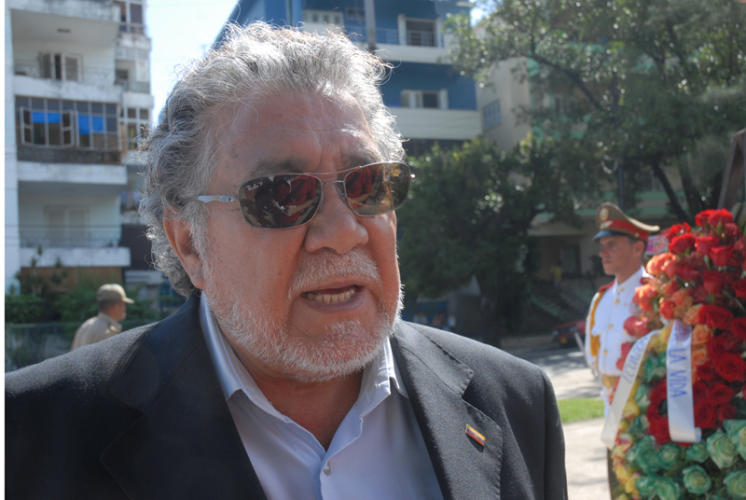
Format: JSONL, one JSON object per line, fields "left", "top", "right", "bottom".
{"left": 465, "top": 424, "right": 486, "bottom": 447}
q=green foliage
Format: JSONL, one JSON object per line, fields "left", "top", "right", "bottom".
{"left": 557, "top": 398, "right": 605, "bottom": 423}
{"left": 448, "top": 0, "right": 746, "bottom": 221}
{"left": 398, "top": 138, "right": 580, "bottom": 339}
{"left": 4, "top": 294, "right": 46, "bottom": 324}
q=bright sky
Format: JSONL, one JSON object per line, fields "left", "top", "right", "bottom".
{"left": 147, "top": 0, "right": 239, "bottom": 122}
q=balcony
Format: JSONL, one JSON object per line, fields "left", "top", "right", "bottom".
{"left": 345, "top": 26, "right": 448, "bottom": 64}
{"left": 10, "top": 3, "right": 119, "bottom": 45}
{"left": 17, "top": 161, "right": 126, "bottom": 186}
{"left": 391, "top": 107, "right": 481, "bottom": 140}
{"left": 13, "top": 60, "right": 120, "bottom": 102}
{"left": 19, "top": 225, "right": 131, "bottom": 268}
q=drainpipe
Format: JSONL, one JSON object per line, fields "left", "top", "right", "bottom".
{"left": 364, "top": 0, "right": 376, "bottom": 53}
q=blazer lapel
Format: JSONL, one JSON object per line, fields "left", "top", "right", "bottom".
{"left": 392, "top": 323, "right": 503, "bottom": 500}
{"left": 101, "top": 296, "right": 266, "bottom": 500}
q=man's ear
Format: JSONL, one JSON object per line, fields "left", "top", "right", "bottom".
{"left": 163, "top": 216, "right": 206, "bottom": 290}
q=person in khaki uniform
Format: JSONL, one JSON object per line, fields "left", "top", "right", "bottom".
{"left": 584, "top": 202, "right": 658, "bottom": 495}
{"left": 70, "top": 284, "right": 134, "bottom": 350}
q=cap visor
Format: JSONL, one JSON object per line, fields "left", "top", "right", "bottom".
{"left": 123, "top": 298, "right": 135, "bottom": 304}
{"left": 594, "top": 229, "right": 627, "bottom": 240}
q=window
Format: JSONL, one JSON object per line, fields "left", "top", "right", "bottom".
{"left": 303, "top": 10, "right": 343, "bottom": 26}
{"left": 405, "top": 19, "right": 436, "bottom": 47}
{"left": 122, "top": 106, "right": 151, "bottom": 150}
{"left": 44, "top": 206, "right": 89, "bottom": 247}
{"left": 115, "top": 1, "right": 144, "bottom": 34}
{"left": 401, "top": 90, "right": 442, "bottom": 109}
{"left": 39, "top": 53, "right": 81, "bottom": 82}
{"left": 16, "top": 96, "right": 118, "bottom": 150}
{"left": 482, "top": 100, "right": 502, "bottom": 129}
{"left": 115, "top": 68, "right": 129, "bottom": 86}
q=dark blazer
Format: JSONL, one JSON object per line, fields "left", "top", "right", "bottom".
{"left": 6, "top": 296, "right": 567, "bottom": 499}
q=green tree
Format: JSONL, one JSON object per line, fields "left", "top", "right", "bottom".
{"left": 398, "top": 138, "right": 580, "bottom": 343}
{"left": 449, "top": 0, "right": 746, "bottom": 221}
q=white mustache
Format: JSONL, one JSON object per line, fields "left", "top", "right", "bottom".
{"left": 288, "top": 248, "right": 381, "bottom": 300}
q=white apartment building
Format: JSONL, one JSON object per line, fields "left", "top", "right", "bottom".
{"left": 5, "top": 0, "right": 154, "bottom": 290}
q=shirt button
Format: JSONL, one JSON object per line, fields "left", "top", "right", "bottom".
{"left": 614, "top": 299, "right": 620, "bottom": 305}
{"left": 323, "top": 463, "right": 331, "bottom": 475}
{"left": 608, "top": 324, "right": 613, "bottom": 329}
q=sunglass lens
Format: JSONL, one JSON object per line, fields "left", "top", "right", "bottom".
{"left": 239, "top": 174, "right": 321, "bottom": 228}
{"left": 344, "top": 163, "right": 411, "bottom": 216}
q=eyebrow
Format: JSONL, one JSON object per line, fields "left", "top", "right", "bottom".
{"left": 248, "top": 150, "right": 383, "bottom": 179}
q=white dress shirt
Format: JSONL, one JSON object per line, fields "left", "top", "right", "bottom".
{"left": 200, "top": 295, "right": 443, "bottom": 500}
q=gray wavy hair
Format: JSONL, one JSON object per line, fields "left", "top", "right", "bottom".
{"left": 140, "top": 22, "right": 404, "bottom": 296}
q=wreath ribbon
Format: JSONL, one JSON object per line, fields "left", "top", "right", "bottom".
{"left": 666, "top": 319, "right": 701, "bottom": 443}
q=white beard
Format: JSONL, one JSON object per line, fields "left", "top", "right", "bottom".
{"left": 204, "top": 248, "right": 402, "bottom": 382}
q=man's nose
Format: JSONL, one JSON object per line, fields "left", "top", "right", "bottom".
{"left": 303, "top": 181, "right": 369, "bottom": 254}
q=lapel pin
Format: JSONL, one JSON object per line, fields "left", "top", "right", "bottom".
{"left": 465, "top": 424, "right": 486, "bottom": 447}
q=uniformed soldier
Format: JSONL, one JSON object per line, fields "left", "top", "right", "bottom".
{"left": 584, "top": 203, "right": 660, "bottom": 409}
{"left": 585, "top": 203, "right": 659, "bottom": 497}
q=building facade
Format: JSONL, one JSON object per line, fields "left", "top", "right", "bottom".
{"left": 216, "top": 0, "right": 480, "bottom": 156}
{"left": 5, "top": 0, "right": 154, "bottom": 291}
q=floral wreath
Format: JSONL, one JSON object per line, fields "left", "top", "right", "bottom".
{"left": 609, "top": 209, "right": 746, "bottom": 499}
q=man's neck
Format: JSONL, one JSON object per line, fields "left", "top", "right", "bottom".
{"left": 615, "top": 266, "right": 641, "bottom": 286}
{"left": 247, "top": 368, "right": 363, "bottom": 449}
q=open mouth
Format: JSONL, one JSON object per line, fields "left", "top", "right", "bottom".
{"left": 302, "top": 285, "right": 361, "bottom": 305}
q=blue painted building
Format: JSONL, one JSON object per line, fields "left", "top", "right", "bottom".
{"left": 216, "top": 0, "right": 481, "bottom": 156}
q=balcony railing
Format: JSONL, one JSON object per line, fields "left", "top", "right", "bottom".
{"left": 346, "top": 27, "right": 442, "bottom": 47}
{"left": 17, "top": 145, "right": 121, "bottom": 165}
{"left": 20, "top": 226, "right": 122, "bottom": 249}
{"left": 13, "top": 59, "right": 114, "bottom": 87}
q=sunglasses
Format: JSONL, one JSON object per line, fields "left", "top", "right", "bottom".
{"left": 196, "top": 162, "right": 414, "bottom": 229}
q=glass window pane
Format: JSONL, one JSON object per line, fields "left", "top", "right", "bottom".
{"left": 106, "top": 103, "right": 117, "bottom": 115}
{"left": 62, "top": 100, "right": 75, "bottom": 111}
{"left": 47, "top": 100, "right": 60, "bottom": 111}
{"left": 91, "top": 103, "right": 103, "bottom": 113}
{"left": 127, "top": 108, "right": 137, "bottom": 119}
{"left": 130, "top": 4, "right": 143, "bottom": 24}
{"left": 78, "top": 114, "right": 91, "bottom": 135}
{"left": 16, "top": 96, "right": 29, "bottom": 108}
{"left": 65, "top": 57, "right": 79, "bottom": 81}
{"left": 106, "top": 117, "right": 117, "bottom": 131}
{"left": 49, "top": 122, "right": 61, "bottom": 145}
{"left": 33, "top": 123, "right": 46, "bottom": 144}
{"left": 76, "top": 102, "right": 89, "bottom": 112}
{"left": 31, "top": 98, "right": 45, "bottom": 110}
{"left": 92, "top": 116, "right": 105, "bottom": 132}
{"left": 139, "top": 108, "right": 149, "bottom": 120}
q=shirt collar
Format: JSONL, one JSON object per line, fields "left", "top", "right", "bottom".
{"left": 98, "top": 312, "right": 121, "bottom": 330}
{"left": 199, "top": 294, "right": 405, "bottom": 419}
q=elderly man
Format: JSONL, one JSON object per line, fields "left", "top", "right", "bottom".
{"left": 6, "top": 24, "right": 566, "bottom": 499}
{"left": 70, "top": 283, "right": 134, "bottom": 350}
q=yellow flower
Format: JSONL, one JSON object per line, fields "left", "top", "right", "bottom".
{"left": 623, "top": 400, "right": 640, "bottom": 420}
{"left": 624, "top": 472, "right": 641, "bottom": 495}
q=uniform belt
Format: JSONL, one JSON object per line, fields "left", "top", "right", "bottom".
{"left": 601, "top": 375, "right": 620, "bottom": 389}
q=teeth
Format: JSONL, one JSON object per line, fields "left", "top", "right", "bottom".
{"left": 305, "top": 288, "right": 357, "bottom": 304}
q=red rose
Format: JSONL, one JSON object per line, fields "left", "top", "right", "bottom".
{"left": 696, "top": 210, "right": 714, "bottom": 227}
{"left": 708, "top": 382, "right": 735, "bottom": 404}
{"left": 695, "top": 399, "right": 718, "bottom": 429}
{"left": 647, "top": 413, "right": 671, "bottom": 445}
{"left": 714, "top": 352, "right": 746, "bottom": 382}
{"left": 674, "top": 263, "right": 700, "bottom": 283}
{"left": 724, "top": 222, "right": 740, "bottom": 240}
{"left": 616, "top": 341, "right": 634, "bottom": 370}
{"left": 659, "top": 299, "right": 676, "bottom": 320}
{"left": 718, "top": 403, "right": 736, "bottom": 424}
{"left": 696, "top": 363, "right": 717, "bottom": 381}
{"left": 662, "top": 280, "right": 679, "bottom": 295}
{"left": 734, "top": 280, "right": 746, "bottom": 299}
{"left": 696, "top": 235, "right": 719, "bottom": 256}
{"left": 665, "top": 223, "right": 691, "bottom": 241}
{"left": 709, "top": 245, "right": 735, "bottom": 268}
{"left": 624, "top": 316, "right": 652, "bottom": 338}
{"left": 731, "top": 317, "right": 746, "bottom": 340}
{"left": 708, "top": 331, "right": 742, "bottom": 359}
{"left": 698, "top": 305, "right": 734, "bottom": 330}
{"left": 649, "top": 380, "right": 667, "bottom": 407}
{"left": 735, "top": 237, "right": 746, "bottom": 254}
{"left": 708, "top": 209, "right": 734, "bottom": 227}
{"left": 669, "top": 234, "right": 696, "bottom": 254}
{"left": 703, "top": 271, "right": 728, "bottom": 295}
